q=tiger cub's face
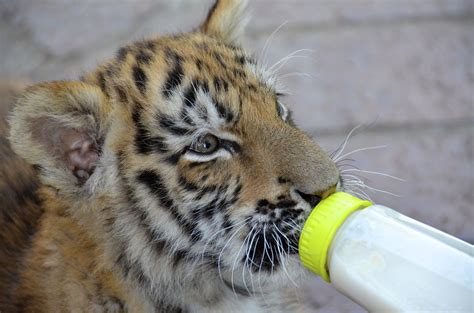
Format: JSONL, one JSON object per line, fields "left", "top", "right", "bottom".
{"left": 107, "top": 32, "right": 339, "bottom": 290}
{"left": 9, "top": 0, "right": 339, "bottom": 297}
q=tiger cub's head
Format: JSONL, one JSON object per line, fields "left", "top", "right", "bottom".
{"left": 10, "top": 0, "right": 339, "bottom": 296}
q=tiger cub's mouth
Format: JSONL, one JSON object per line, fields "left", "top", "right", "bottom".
{"left": 234, "top": 196, "right": 312, "bottom": 273}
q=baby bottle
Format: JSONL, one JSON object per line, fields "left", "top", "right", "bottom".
{"left": 299, "top": 192, "right": 473, "bottom": 312}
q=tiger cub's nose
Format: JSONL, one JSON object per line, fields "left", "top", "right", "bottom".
{"left": 296, "top": 185, "right": 337, "bottom": 208}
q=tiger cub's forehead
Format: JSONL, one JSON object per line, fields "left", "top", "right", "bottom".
{"left": 93, "top": 33, "right": 279, "bottom": 132}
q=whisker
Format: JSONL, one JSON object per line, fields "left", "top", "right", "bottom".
{"left": 280, "top": 220, "right": 302, "bottom": 232}
{"left": 271, "top": 229, "right": 298, "bottom": 288}
{"left": 341, "top": 168, "right": 405, "bottom": 182}
{"left": 335, "top": 157, "right": 357, "bottom": 164}
{"left": 343, "top": 184, "right": 372, "bottom": 201}
{"left": 335, "top": 145, "right": 388, "bottom": 162}
{"left": 268, "top": 49, "right": 313, "bottom": 73}
{"left": 259, "top": 21, "right": 288, "bottom": 68}
{"left": 363, "top": 184, "right": 402, "bottom": 198}
{"left": 345, "top": 178, "right": 402, "bottom": 198}
{"left": 231, "top": 225, "right": 254, "bottom": 298}
{"left": 257, "top": 228, "right": 266, "bottom": 300}
{"left": 199, "top": 217, "right": 249, "bottom": 262}
{"left": 278, "top": 72, "right": 314, "bottom": 80}
{"left": 243, "top": 226, "right": 259, "bottom": 296}
{"left": 342, "top": 173, "right": 372, "bottom": 184}
{"left": 331, "top": 124, "right": 363, "bottom": 160}
{"left": 270, "top": 54, "right": 311, "bottom": 75}
{"left": 337, "top": 163, "right": 360, "bottom": 171}
{"left": 217, "top": 221, "right": 249, "bottom": 283}
{"left": 273, "top": 223, "right": 294, "bottom": 254}
{"left": 262, "top": 225, "right": 275, "bottom": 274}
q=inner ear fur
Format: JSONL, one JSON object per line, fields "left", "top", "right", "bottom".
{"left": 9, "top": 81, "right": 110, "bottom": 187}
{"left": 200, "top": 0, "right": 249, "bottom": 44}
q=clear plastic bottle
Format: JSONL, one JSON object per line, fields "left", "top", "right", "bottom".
{"left": 299, "top": 192, "right": 473, "bottom": 312}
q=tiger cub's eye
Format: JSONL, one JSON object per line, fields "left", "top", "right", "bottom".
{"left": 190, "top": 134, "right": 220, "bottom": 154}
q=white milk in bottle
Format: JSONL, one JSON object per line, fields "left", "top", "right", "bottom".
{"left": 299, "top": 192, "right": 473, "bottom": 312}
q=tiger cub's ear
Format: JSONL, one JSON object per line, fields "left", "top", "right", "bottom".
{"left": 200, "top": 0, "right": 249, "bottom": 44}
{"left": 9, "top": 81, "right": 111, "bottom": 190}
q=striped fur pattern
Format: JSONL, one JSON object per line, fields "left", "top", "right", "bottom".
{"left": 4, "top": 1, "right": 339, "bottom": 312}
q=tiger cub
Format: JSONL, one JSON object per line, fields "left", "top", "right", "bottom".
{"left": 2, "top": 0, "right": 339, "bottom": 312}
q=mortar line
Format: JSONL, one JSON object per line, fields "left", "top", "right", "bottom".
{"left": 247, "top": 13, "right": 474, "bottom": 38}
{"left": 306, "top": 117, "right": 474, "bottom": 138}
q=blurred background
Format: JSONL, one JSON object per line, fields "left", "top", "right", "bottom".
{"left": 0, "top": 0, "right": 473, "bottom": 311}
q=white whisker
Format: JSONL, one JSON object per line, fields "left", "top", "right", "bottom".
{"left": 342, "top": 168, "right": 405, "bottom": 182}
{"left": 271, "top": 230, "right": 298, "bottom": 288}
{"left": 259, "top": 21, "right": 288, "bottom": 68}
{"left": 268, "top": 49, "right": 313, "bottom": 73}
{"left": 217, "top": 222, "right": 249, "bottom": 283}
{"left": 332, "top": 124, "right": 362, "bottom": 160}
{"left": 363, "top": 184, "right": 402, "bottom": 198}
{"left": 231, "top": 225, "right": 254, "bottom": 298}
{"left": 335, "top": 145, "right": 388, "bottom": 162}
{"left": 278, "top": 72, "right": 313, "bottom": 80}
{"left": 243, "top": 226, "right": 259, "bottom": 296}
{"left": 199, "top": 217, "right": 249, "bottom": 262}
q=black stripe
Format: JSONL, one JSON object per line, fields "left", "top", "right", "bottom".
{"left": 276, "top": 200, "right": 297, "bottom": 208}
{"left": 197, "top": 181, "right": 238, "bottom": 220}
{"left": 194, "top": 185, "right": 217, "bottom": 200}
{"left": 135, "top": 128, "right": 168, "bottom": 154}
{"left": 195, "top": 59, "right": 203, "bottom": 70}
{"left": 213, "top": 77, "right": 228, "bottom": 92}
{"left": 116, "top": 168, "right": 175, "bottom": 282}
{"left": 222, "top": 213, "right": 233, "bottom": 233}
{"left": 137, "top": 170, "right": 174, "bottom": 209}
{"left": 97, "top": 71, "right": 107, "bottom": 95}
{"left": 116, "top": 46, "right": 130, "bottom": 62}
{"left": 220, "top": 139, "right": 241, "bottom": 154}
{"left": 136, "top": 49, "right": 153, "bottom": 65}
{"left": 114, "top": 238, "right": 153, "bottom": 289}
{"left": 165, "top": 151, "right": 184, "bottom": 165}
{"left": 135, "top": 39, "right": 156, "bottom": 51}
{"left": 201, "top": 197, "right": 219, "bottom": 219}
{"left": 115, "top": 86, "right": 128, "bottom": 104}
{"left": 235, "top": 55, "right": 246, "bottom": 65}
{"left": 214, "top": 100, "right": 234, "bottom": 123}
{"left": 136, "top": 170, "right": 202, "bottom": 242}
{"left": 130, "top": 258, "right": 152, "bottom": 289}
{"left": 159, "top": 116, "right": 189, "bottom": 136}
{"left": 233, "top": 68, "right": 246, "bottom": 79}
{"left": 131, "top": 204, "right": 168, "bottom": 254}
{"left": 246, "top": 83, "right": 257, "bottom": 93}
{"left": 116, "top": 251, "right": 131, "bottom": 277}
{"left": 183, "top": 86, "right": 196, "bottom": 107}
{"left": 193, "top": 79, "right": 209, "bottom": 94}
{"left": 212, "top": 51, "right": 226, "bottom": 68}
{"left": 133, "top": 65, "right": 147, "bottom": 95}
{"left": 133, "top": 109, "right": 169, "bottom": 154}
{"left": 172, "top": 249, "right": 188, "bottom": 268}
{"left": 180, "top": 107, "right": 196, "bottom": 126}
{"left": 163, "top": 52, "right": 184, "bottom": 98}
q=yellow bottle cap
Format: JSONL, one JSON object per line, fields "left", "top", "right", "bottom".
{"left": 299, "top": 192, "right": 372, "bottom": 282}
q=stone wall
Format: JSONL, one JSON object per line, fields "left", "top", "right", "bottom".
{"left": 1, "top": 1, "right": 473, "bottom": 311}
